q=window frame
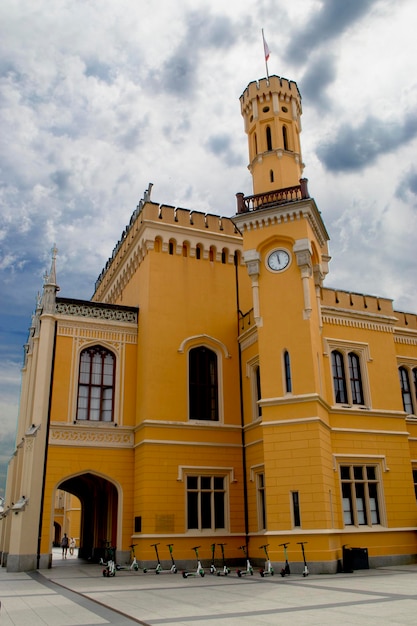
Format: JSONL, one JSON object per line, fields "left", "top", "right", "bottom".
{"left": 76, "top": 345, "right": 116, "bottom": 423}
{"left": 339, "top": 463, "right": 382, "bottom": 527}
{"left": 188, "top": 345, "right": 221, "bottom": 422}
{"left": 184, "top": 471, "right": 230, "bottom": 533}
{"left": 246, "top": 356, "right": 262, "bottom": 421}
{"left": 399, "top": 365, "right": 417, "bottom": 415}
{"left": 325, "top": 339, "right": 371, "bottom": 408}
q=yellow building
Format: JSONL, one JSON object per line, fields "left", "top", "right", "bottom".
{"left": 1, "top": 74, "right": 417, "bottom": 574}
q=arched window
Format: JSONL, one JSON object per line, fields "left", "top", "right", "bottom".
{"left": 182, "top": 243, "right": 188, "bottom": 257}
{"left": 76, "top": 346, "right": 115, "bottom": 421}
{"left": 255, "top": 364, "right": 262, "bottom": 418}
{"left": 196, "top": 244, "right": 202, "bottom": 260}
{"left": 270, "top": 169, "right": 274, "bottom": 183}
{"left": 399, "top": 367, "right": 414, "bottom": 413}
{"left": 169, "top": 240, "right": 175, "bottom": 255}
{"left": 266, "top": 126, "right": 272, "bottom": 151}
{"left": 332, "top": 350, "right": 364, "bottom": 405}
{"left": 348, "top": 353, "right": 364, "bottom": 405}
{"left": 189, "top": 347, "right": 219, "bottom": 421}
{"left": 283, "top": 125, "right": 289, "bottom": 150}
{"left": 331, "top": 351, "right": 347, "bottom": 404}
{"left": 284, "top": 350, "right": 292, "bottom": 393}
{"left": 253, "top": 132, "right": 257, "bottom": 156}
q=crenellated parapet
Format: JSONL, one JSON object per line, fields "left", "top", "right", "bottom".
{"left": 240, "top": 75, "right": 302, "bottom": 122}
{"left": 93, "top": 190, "right": 243, "bottom": 302}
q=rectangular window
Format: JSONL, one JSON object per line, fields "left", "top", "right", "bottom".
{"left": 340, "top": 464, "right": 381, "bottom": 527}
{"left": 291, "top": 491, "right": 301, "bottom": 527}
{"left": 186, "top": 475, "right": 226, "bottom": 531}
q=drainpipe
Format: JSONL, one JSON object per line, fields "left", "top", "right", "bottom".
{"left": 36, "top": 321, "right": 57, "bottom": 569}
{"left": 234, "top": 254, "right": 249, "bottom": 545}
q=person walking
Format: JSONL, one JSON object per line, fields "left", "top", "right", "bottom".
{"left": 69, "top": 537, "right": 76, "bottom": 556}
{"left": 61, "top": 533, "right": 69, "bottom": 559}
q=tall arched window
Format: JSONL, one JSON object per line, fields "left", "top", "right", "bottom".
{"left": 284, "top": 350, "right": 292, "bottom": 393}
{"left": 399, "top": 367, "right": 414, "bottom": 413}
{"left": 189, "top": 347, "right": 219, "bottom": 421}
{"left": 76, "top": 346, "right": 115, "bottom": 421}
{"left": 282, "top": 125, "right": 289, "bottom": 150}
{"left": 269, "top": 169, "right": 274, "bottom": 183}
{"left": 255, "top": 364, "right": 262, "bottom": 418}
{"left": 331, "top": 351, "right": 347, "bottom": 404}
{"left": 348, "top": 353, "right": 364, "bottom": 405}
{"left": 266, "top": 126, "right": 272, "bottom": 151}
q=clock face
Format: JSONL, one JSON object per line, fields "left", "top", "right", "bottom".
{"left": 267, "top": 249, "right": 290, "bottom": 272}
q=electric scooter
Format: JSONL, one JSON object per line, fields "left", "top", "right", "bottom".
{"left": 236, "top": 544, "right": 253, "bottom": 577}
{"left": 297, "top": 541, "right": 309, "bottom": 577}
{"left": 166, "top": 543, "right": 178, "bottom": 573}
{"left": 210, "top": 543, "right": 217, "bottom": 574}
{"left": 129, "top": 543, "right": 147, "bottom": 572}
{"left": 259, "top": 544, "right": 274, "bottom": 577}
{"left": 216, "top": 543, "right": 230, "bottom": 576}
{"left": 279, "top": 542, "right": 291, "bottom": 577}
{"left": 102, "top": 544, "right": 116, "bottom": 577}
{"left": 149, "top": 543, "right": 178, "bottom": 574}
{"left": 182, "top": 546, "right": 205, "bottom": 578}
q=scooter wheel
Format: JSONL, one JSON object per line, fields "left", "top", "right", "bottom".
{"left": 182, "top": 571, "right": 188, "bottom": 578}
{"left": 237, "top": 570, "right": 242, "bottom": 577}
{"left": 110, "top": 570, "right": 116, "bottom": 577}
{"left": 103, "top": 569, "right": 108, "bottom": 577}
{"left": 173, "top": 567, "right": 178, "bottom": 573}
{"left": 271, "top": 570, "right": 274, "bottom": 576}
{"left": 260, "top": 570, "right": 264, "bottom": 577}
{"left": 134, "top": 564, "right": 139, "bottom": 571}
{"left": 200, "top": 571, "right": 205, "bottom": 577}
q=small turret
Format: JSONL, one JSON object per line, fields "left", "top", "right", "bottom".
{"left": 240, "top": 75, "right": 304, "bottom": 195}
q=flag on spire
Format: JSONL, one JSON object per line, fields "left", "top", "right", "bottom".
{"left": 262, "top": 29, "right": 270, "bottom": 80}
{"left": 262, "top": 30, "right": 270, "bottom": 61}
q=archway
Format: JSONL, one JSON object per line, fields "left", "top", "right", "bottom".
{"left": 58, "top": 472, "right": 118, "bottom": 561}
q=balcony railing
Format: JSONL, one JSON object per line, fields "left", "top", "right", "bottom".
{"left": 236, "top": 178, "right": 309, "bottom": 214}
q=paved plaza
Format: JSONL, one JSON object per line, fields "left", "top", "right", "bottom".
{"left": 1, "top": 550, "right": 417, "bottom": 625}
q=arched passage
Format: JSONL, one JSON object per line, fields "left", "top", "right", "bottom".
{"left": 58, "top": 472, "right": 119, "bottom": 561}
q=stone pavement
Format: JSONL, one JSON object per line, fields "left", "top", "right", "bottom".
{"left": 1, "top": 550, "right": 417, "bottom": 625}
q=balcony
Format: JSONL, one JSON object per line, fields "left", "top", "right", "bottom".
{"left": 236, "top": 179, "right": 309, "bottom": 214}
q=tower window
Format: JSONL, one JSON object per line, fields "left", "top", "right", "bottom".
{"left": 266, "top": 126, "right": 272, "bottom": 151}
{"left": 269, "top": 169, "right": 274, "bottom": 183}
{"left": 76, "top": 346, "right": 115, "bottom": 422}
{"left": 253, "top": 132, "right": 257, "bottom": 156}
{"left": 283, "top": 125, "right": 289, "bottom": 150}
{"left": 262, "top": 106, "right": 270, "bottom": 113}
{"left": 169, "top": 241, "right": 174, "bottom": 255}
{"left": 284, "top": 350, "right": 292, "bottom": 393}
{"left": 189, "top": 347, "right": 219, "bottom": 421}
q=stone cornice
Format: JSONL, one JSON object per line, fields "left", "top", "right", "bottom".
{"left": 321, "top": 305, "right": 397, "bottom": 332}
{"left": 232, "top": 198, "right": 329, "bottom": 248}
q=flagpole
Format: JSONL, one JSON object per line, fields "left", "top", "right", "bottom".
{"left": 262, "top": 29, "right": 270, "bottom": 82}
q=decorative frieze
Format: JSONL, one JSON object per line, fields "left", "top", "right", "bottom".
{"left": 50, "top": 425, "right": 134, "bottom": 448}
{"left": 56, "top": 301, "right": 138, "bottom": 323}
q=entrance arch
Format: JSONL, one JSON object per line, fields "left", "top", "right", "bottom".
{"left": 57, "top": 472, "right": 119, "bottom": 561}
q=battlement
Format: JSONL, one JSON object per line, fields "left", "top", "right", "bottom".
{"left": 321, "top": 288, "right": 394, "bottom": 316}
{"left": 240, "top": 75, "right": 302, "bottom": 117}
{"left": 94, "top": 190, "right": 240, "bottom": 293}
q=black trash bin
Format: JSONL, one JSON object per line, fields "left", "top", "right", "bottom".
{"left": 342, "top": 545, "right": 353, "bottom": 573}
{"left": 350, "top": 547, "right": 369, "bottom": 570}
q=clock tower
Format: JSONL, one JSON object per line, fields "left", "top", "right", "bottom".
{"left": 233, "top": 75, "right": 334, "bottom": 538}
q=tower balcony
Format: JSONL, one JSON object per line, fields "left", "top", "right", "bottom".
{"left": 236, "top": 178, "right": 309, "bottom": 214}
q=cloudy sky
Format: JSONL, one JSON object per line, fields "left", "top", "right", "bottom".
{"left": 1, "top": 0, "right": 416, "bottom": 495}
